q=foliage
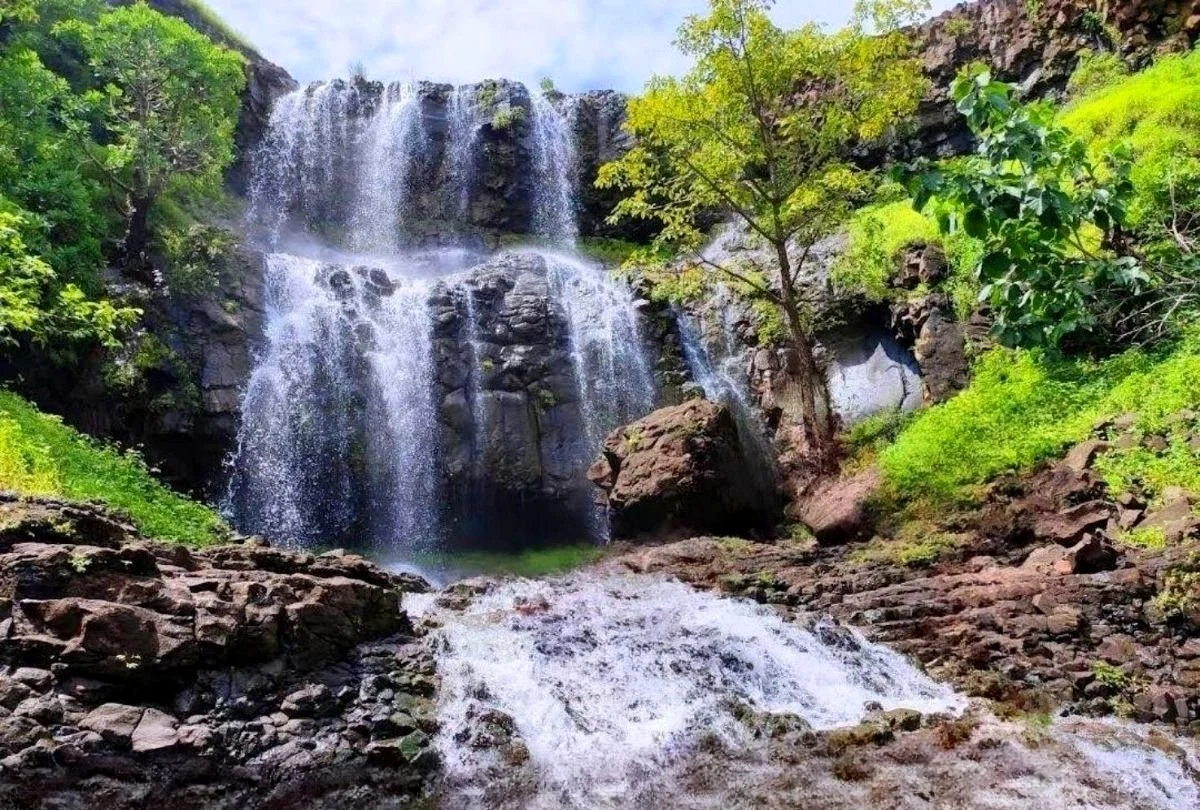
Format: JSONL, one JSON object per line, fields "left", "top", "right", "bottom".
{"left": 1153, "top": 557, "right": 1200, "bottom": 623}
{"left": 56, "top": 2, "right": 245, "bottom": 263}
{"left": 0, "top": 389, "right": 228, "bottom": 545}
{"left": 844, "top": 407, "right": 916, "bottom": 457}
{"left": 174, "top": 0, "right": 257, "bottom": 55}
{"left": 1091, "top": 660, "right": 1128, "bottom": 690}
{"left": 0, "top": 46, "right": 108, "bottom": 282}
{"left": 1066, "top": 48, "right": 1129, "bottom": 98}
{"left": 903, "top": 69, "right": 1143, "bottom": 350}
{"left": 1060, "top": 48, "right": 1200, "bottom": 255}
{"left": 0, "top": 0, "right": 37, "bottom": 25}
{"left": 158, "top": 221, "right": 235, "bottom": 296}
{"left": 1116, "top": 525, "right": 1168, "bottom": 551}
{"left": 599, "top": 0, "right": 929, "bottom": 458}
{"left": 879, "top": 335, "right": 1200, "bottom": 504}
{"left": 832, "top": 198, "right": 983, "bottom": 317}
{"left": 1093, "top": 434, "right": 1200, "bottom": 505}
{"left": 0, "top": 211, "right": 139, "bottom": 356}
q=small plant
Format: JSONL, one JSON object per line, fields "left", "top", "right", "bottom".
{"left": 624, "top": 427, "right": 644, "bottom": 452}
{"left": 1152, "top": 562, "right": 1200, "bottom": 622}
{"left": 1117, "top": 525, "right": 1168, "bottom": 551}
{"left": 480, "top": 358, "right": 495, "bottom": 372}
{"left": 490, "top": 102, "right": 526, "bottom": 131}
{"left": 68, "top": 552, "right": 91, "bottom": 575}
{"left": 539, "top": 76, "right": 557, "bottom": 95}
{"left": 535, "top": 388, "right": 557, "bottom": 410}
{"left": 944, "top": 17, "right": 973, "bottom": 38}
{"left": 1091, "top": 660, "right": 1129, "bottom": 690}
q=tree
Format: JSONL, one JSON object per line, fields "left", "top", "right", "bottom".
{"left": 0, "top": 210, "right": 139, "bottom": 358}
{"left": 597, "top": 0, "right": 928, "bottom": 464}
{"left": 56, "top": 3, "right": 245, "bottom": 271}
{"left": 902, "top": 69, "right": 1144, "bottom": 350}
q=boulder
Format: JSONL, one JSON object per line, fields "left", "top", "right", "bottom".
{"left": 795, "top": 468, "right": 881, "bottom": 546}
{"left": 588, "top": 399, "right": 776, "bottom": 540}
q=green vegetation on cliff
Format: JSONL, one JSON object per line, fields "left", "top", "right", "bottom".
{"left": 0, "top": 389, "right": 228, "bottom": 544}
{"left": 880, "top": 336, "right": 1200, "bottom": 504}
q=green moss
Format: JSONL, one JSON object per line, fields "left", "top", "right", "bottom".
{"left": 848, "top": 522, "right": 967, "bottom": 568}
{"left": 1092, "top": 660, "right": 1129, "bottom": 690}
{"left": 425, "top": 545, "right": 606, "bottom": 579}
{"left": 1093, "top": 438, "right": 1200, "bottom": 506}
{"left": 0, "top": 389, "right": 228, "bottom": 545}
{"left": 878, "top": 334, "right": 1200, "bottom": 506}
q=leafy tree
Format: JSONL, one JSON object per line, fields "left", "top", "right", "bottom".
{"left": 0, "top": 0, "right": 37, "bottom": 26}
{"left": 56, "top": 3, "right": 245, "bottom": 271}
{"left": 597, "top": 0, "right": 928, "bottom": 462}
{"left": 0, "top": 46, "right": 107, "bottom": 282}
{"left": 0, "top": 210, "right": 139, "bottom": 356}
{"left": 902, "top": 69, "right": 1144, "bottom": 350}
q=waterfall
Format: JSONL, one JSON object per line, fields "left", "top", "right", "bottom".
{"left": 445, "top": 86, "right": 482, "bottom": 222}
{"left": 530, "top": 92, "right": 580, "bottom": 244}
{"left": 355, "top": 82, "right": 424, "bottom": 253}
{"left": 544, "top": 251, "right": 658, "bottom": 450}
{"left": 235, "top": 77, "right": 663, "bottom": 554}
{"left": 410, "top": 573, "right": 965, "bottom": 809}
{"left": 227, "top": 253, "right": 440, "bottom": 552}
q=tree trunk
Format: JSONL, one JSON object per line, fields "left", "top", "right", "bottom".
{"left": 123, "top": 195, "right": 153, "bottom": 278}
{"left": 775, "top": 242, "right": 836, "bottom": 469}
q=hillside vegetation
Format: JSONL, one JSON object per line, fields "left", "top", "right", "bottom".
{"left": 0, "top": 390, "right": 228, "bottom": 544}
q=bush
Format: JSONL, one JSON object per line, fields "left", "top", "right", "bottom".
{"left": 832, "top": 199, "right": 982, "bottom": 317}
{"left": 879, "top": 334, "right": 1200, "bottom": 504}
{"left": 0, "top": 389, "right": 228, "bottom": 545}
{"left": 1061, "top": 47, "right": 1200, "bottom": 247}
{"left": 1066, "top": 48, "right": 1129, "bottom": 98}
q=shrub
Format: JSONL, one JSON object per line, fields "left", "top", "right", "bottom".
{"left": 1061, "top": 48, "right": 1200, "bottom": 249}
{"left": 0, "top": 389, "right": 228, "bottom": 545}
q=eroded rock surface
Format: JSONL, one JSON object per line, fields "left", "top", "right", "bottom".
{"left": 589, "top": 399, "right": 777, "bottom": 540}
{"left": 0, "top": 497, "right": 438, "bottom": 809}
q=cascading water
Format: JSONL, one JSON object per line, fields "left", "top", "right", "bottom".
{"left": 231, "top": 78, "right": 664, "bottom": 555}
{"left": 227, "top": 253, "right": 441, "bottom": 551}
{"left": 355, "top": 82, "right": 424, "bottom": 253}
{"left": 545, "top": 251, "right": 658, "bottom": 449}
{"left": 530, "top": 91, "right": 580, "bottom": 244}
{"left": 410, "top": 573, "right": 966, "bottom": 809}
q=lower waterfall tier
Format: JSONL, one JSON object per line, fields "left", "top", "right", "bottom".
{"left": 227, "top": 248, "right": 663, "bottom": 554}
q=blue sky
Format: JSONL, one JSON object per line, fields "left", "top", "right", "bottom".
{"left": 206, "top": 0, "right": 960, "bottom": 91}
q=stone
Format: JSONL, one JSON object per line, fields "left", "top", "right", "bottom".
{"left": 79, "top": 703, "right": 144, "bottom": 747}
{"left": 1034, "top": 501, "right": 1113, "bottom": 546}
{"left": 1052, "top": 535, "right": 1117, "bottom": 575}
{"left": 281, "top": 684, "right": 336, "bottom": 718}
{"left": 1063, "top": 440, "right": 1111, "bottom": 473}
{"left": 589, "top": 399, "right": 776, "bottom": 540}
{"left": 1140, "top": 497, "right": 1200, "bottom": 543}
{"left": 796, "top": 468, "right": 881, "bottom": 546}
{"left": 130, "top": 708, "right": 179, "bottom": 753}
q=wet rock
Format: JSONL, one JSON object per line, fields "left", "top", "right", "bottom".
{"left": 589, "top": 399, "right": 776, "bottom": 540}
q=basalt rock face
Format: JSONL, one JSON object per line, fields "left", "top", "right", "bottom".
{"left": 588, "top": 400, "right": 778, "bottom": 540}
{"left": 903, "top": 0, "right": 1200, "bottom": 160}
{"left": 430, "top": 253, "right": 595, "bottom": 547}
{"left": 0, "top": 497, "right": 438, "bottom": 809}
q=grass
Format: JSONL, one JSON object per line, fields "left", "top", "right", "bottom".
{"left": 175, "top": 0, "right": 258, "bottom": 57}
{"left": 0, "top": 389, "right": 229, "bottom": 545}
{"left": 1061, "top": 46, "right": 1200, "bottom": 233}
{"left": 848, "top": 521, "right": 968, "bottom": 568}
{"left": 878, "top": 334, "right": 1200, "bottom": 506}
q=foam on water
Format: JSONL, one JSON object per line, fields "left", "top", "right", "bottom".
{"left": 412, "top": 572, "right": 965, "bottom": 809}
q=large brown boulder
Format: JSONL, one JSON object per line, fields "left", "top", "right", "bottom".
{"left": 588, "top": 400, "right": 776, "bottom": 540}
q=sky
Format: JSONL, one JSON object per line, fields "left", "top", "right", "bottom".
{"left": 205, "top": 0, "right": 960, "bottom": 92}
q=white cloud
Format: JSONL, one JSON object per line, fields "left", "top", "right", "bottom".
{"left": 206, "top": 0, "right": 959, "bottom": 91}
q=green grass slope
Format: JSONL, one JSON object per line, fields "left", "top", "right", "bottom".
{"left": 0, "top": 389, "right": 228, "bottom": 545}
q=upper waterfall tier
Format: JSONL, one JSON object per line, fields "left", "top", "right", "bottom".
{"left": 248, "top": 79, "right": 632, "bottom": 250}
